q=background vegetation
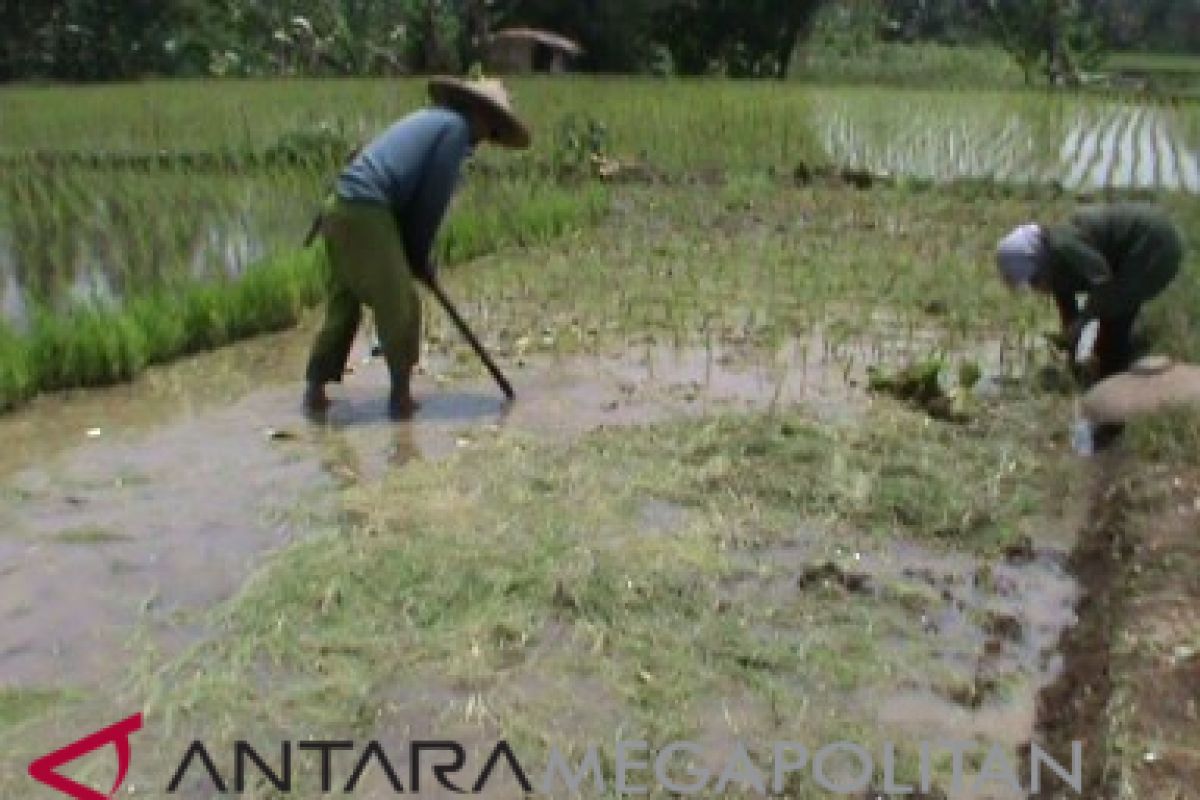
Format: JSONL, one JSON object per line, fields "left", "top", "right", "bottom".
{"left": 3, "top": 0, "right": 1198, "bottom": 83}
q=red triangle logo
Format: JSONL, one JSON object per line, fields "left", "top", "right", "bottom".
{"left": 28, "top": 714, "right": 143, "bottom": 800}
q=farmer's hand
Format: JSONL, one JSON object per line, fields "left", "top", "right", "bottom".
{"left": 1043, "top": 331, "right": 1071, "bottom": 353}
{"left": 1064, "top": 317, "right": 1087, "bottom": 359}
{"left": 1043, "top": 318, "right": 1087, "bottom": 358}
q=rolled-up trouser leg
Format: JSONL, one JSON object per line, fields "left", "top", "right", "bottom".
{"left": 371, "top": 270, "right": 422, "bottom": 382}
{"left": 305, "top": 277, "right": 363, "bottom": 384}
{"left": 314, "top": 199, "right": 421, "bottom": 388}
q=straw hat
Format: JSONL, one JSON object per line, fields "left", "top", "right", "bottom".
{"left": 428, "top": 76, "right": 531, "bottom": 149}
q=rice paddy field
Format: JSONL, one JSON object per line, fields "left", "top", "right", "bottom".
{"left": 2, "top": 80, "right": 1197, "bottom": 405}
{"left": 1, "top": 76, "right": 1199, "bottom": 799}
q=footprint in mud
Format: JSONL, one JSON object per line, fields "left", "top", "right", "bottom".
{"left": 796, "top": 560, "right": 873, "bottom": 593}
{"left": 983, "top": 611, "right": 1023, "bottom": 643}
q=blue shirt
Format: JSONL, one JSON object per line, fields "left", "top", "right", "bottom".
{"left": 336, "top": 108, "right": 472, "bottom": 271}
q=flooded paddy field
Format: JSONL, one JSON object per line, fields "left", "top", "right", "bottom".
{"left": 813, "top": 91, "right": 1199, "bottom": 192}
{"left": 0, "top": 79, "right": 1198, "bottom": 798}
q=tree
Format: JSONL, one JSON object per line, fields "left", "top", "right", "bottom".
{"left": 653, "top": 0, "right": 826, "bottom": 79}
{"left": 983, "top": 0, "right": 1105, "bottom": 86}
{"left": 1, "top": 0, "right": 198, "bottom": 81}
{"left": 878, "top": 0, "right": 989, "bottom": 43}
{"left": 1101, "top": 0, "right": 1200, "bottom": 53}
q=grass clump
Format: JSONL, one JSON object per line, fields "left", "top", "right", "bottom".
{"left": 51, "top": 526, "right": 132, "bottom": 544}
{"left": 866, "top": 356, "right": 982, "bottom": 422}
{"left": 0, "top": 689, "right": 71, "bottom": 731}
{"left": 0, "top": 177, "right": 608, "bottom": 413}
{"left": 0, "top": 324, "right": 35, "bottom": 412}
{"left": 631, "top": 406, "right": 1058, "bottom": 549}
{"left": 2, "top": 248, "right": 325, "bottom": 406}
{"left": 118, "top": 404, "right": 1064, "bottom": 781}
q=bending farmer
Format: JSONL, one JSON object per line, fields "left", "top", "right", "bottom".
{"left": 304, "top": 76, "right": 531, "bottom": 418}
{"left": 996, "top": 203, "right": 1184, "bottom": 381}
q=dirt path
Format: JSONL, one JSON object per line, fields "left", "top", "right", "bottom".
{"left": 1034, "top": 449, "right": 1200, "bottom": 800}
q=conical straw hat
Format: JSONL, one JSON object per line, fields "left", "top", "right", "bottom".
{"left": 428, "top": 76, "right": 531, "bottom": 149}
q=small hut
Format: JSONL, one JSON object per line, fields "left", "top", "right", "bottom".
{"left": 486, "top": 28, "right": 583, "bottom": 74}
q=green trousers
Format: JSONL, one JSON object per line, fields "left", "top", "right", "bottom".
{"left": 305, "top": 198, "right": 421, "bottom": 386}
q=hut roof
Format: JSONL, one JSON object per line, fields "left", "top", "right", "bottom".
{"left": 489, "top": 28, "right": 583, "bottom": 56}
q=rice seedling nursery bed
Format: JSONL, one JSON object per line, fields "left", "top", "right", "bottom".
{"left": 1, "top": 78, "right": 1198, "bottom": 799}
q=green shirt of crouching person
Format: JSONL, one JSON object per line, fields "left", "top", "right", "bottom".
{"left": 996, "top": 203, "right": 1185, "bottom": 382}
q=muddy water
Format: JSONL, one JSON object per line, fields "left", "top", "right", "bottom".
{"left": 0, "top": 321, "right": 1094, "bottom": 800}
{"left": 718, "top": 518, "right": 1081, "bottom": 800}
{"left": 864, "top": 541, "right": 1081, "bottom": 799}
{"left": 0, "top": 323, "right": 873, "bottom": 690}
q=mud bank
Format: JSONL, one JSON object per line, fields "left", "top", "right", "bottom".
{"left": 1031, "top": 449, "right": 1129, "bottom": 798}
{"left": 1032, "top": 440, "right": 1200, "bottom": 800}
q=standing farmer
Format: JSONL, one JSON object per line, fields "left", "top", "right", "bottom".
{"left": 995, "top": 204, "right": 1185, "bottom": 381}
{"left": 304, "top": 76, "right": 530, "bottom": 418}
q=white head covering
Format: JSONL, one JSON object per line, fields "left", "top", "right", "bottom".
{"left": 995, "top": 223, "right": 1044, "bottom": 288}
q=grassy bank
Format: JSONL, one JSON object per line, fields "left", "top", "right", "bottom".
{"left": 795, "top": 42, "right": 1024, "bottom": 88}
{"left": 0, "top": 180, "right": 608, "bottom": 412}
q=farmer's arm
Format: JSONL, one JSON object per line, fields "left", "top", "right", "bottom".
{"left": 401, "top": 118, "right": 472, "bottom": 282}
{"left": 1041, "top": 224, "right": 1117, "bottom": 322}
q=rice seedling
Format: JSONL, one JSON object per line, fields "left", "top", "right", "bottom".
{"left": 0, "top": 153, "right": 608, "bottom": 410}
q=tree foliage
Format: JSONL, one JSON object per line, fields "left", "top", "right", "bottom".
{"left": 652, "top": 0, "right": 824, "bottom": 78}
{"left": 982, "top": 0, "right": 1105, "bottom": 86}
{"left": 0, "top": 0, "right": 1195, "bottom": 82}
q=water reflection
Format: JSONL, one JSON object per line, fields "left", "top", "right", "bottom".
{"left": 813, "top": 97, "right": 1199, "bottom": 192}
{"left": 0, "top": 230, "right": 29, "bottom": 331}
{"left": 189, "top": 217, "right": 267, "bottom": 280}
{"left": 0, "top": 170, "right": 312, "bottom": 329}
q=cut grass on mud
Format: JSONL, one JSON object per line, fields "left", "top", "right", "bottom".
{"left": 50, "top": 526, "right": 132, "bottom": 545}
{"left": 1, "top": 178, "right": 1194, "bottom": 796}
{"left": 100, "top": 398, "right": 1081, "bottom": 796}
{"left": 0, "top": 688, "right": 73, "bottom": 729}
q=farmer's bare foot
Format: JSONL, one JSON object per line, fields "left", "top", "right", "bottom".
{"left": 304, "top": 383, "right": 332, "bottom": 415}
